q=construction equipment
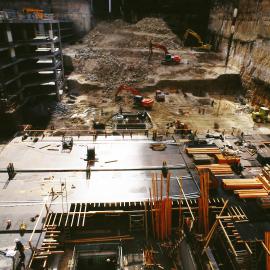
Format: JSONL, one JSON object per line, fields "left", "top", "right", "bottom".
{"left": 115, "top": 84, "right": 154, "bottom": 109}
{"left": 149, "top": 41, "right": 181, "bottom": 65}
{"left": 23, "top": 8, "right": 44, "bottom": 19}
{"left": 183, "top": 29, "right": 211, "bottom": 51}
{"left": 252, "top": 107, "right": 270, "bottom": 123}
{"left": 155, "top": 90, "right": 165, "bottom": 102}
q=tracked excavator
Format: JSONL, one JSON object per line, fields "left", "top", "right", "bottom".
{"left": 115, "top": 84, "right": 154, "bottom": 109}
{"left": 148, "top": 41, "right": 181, "bottom": 64}
{"left": 183, "top": 29, "right": 211, "bottom": 51}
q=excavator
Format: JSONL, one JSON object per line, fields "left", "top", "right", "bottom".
{"left": 115, "top": 84, "right": 154, "bottom": 109}
{"left": 183, "top": 29, "right": 211, "bottom": 51}
{"left": 252, "top": 107, "right": 270, "bottom": 123}
{"left": 148, "top": 41, "right": 181, "bottom": 65}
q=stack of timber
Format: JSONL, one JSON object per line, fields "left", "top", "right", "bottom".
{"left": 233, "top": 189, "right": 268, "bottom": 199}
{"left": 222, "top": 178, "right": 263, "bottom": 190}
{"left": 186, "top": 147, "right": 221, "bottom": 155}
{"left": 196, "top": 164, "right": 233, "bottom": 175}
{"left": 260, "top": 165, "right": 270, "bottom": 191}
{"left": 215, "top": 154, "right": 240, "bottom": 165}
{"left": 222, "top": 177, "right": 269, "bottom": 198}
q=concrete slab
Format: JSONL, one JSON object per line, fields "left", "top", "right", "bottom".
{"left": 0, "top": 136, "right": 184, "bottom": 170}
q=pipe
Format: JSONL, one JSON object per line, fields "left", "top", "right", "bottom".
{"left": 108, "top": 0, "right": 112, "bottom": 13}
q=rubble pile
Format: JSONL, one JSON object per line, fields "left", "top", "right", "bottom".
{"left": 134, "top": 17, "right": 172, "bottom": 35}
{"left": 72, "top": 17, "right": 182, "bottom": 89}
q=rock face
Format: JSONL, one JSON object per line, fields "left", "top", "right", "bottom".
{"left": 209, "top": 0, "right": 270, "bottom": 106}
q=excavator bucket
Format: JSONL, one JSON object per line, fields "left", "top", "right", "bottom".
{"left": 141, "top": 98, "right": 154, "bottom": 109}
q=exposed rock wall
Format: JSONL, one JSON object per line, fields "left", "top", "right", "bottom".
{"left": 52, "top": 0, "right": 93, "bottom": 36}
{"left": 209, "top": 0, "right": 270, "bottom": 106}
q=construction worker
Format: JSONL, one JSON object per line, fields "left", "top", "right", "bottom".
{"left": 152, "top": 129, "right": 157, "bottom": 141}
{"left": 162, "top": 161, "right": 168, "bottom": 178}
{"left": 14, "top": 239, "right": 25, "bottom": 269}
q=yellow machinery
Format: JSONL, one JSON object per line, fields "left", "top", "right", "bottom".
{"left": 183, "top": 29, "right": 211, "bottom": 51}
{"left": 23, "top": 8, "right": 44, "bottom": 19}
{"left": 252, "top": 107, "right": 270, "bottom": 123}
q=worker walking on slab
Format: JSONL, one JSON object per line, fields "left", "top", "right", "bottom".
{"left": 162, "top": 161, "right": 169, "bottom": 178}
{"left": 14, "top": 239, "right": 25, "bottom": 269}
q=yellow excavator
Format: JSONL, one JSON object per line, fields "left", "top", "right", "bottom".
{"left": 183, "top": 29, "right": 211, "bottom": 51}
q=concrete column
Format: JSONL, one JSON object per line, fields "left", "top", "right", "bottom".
{"left": 10, "top": 48, "right": 15, "bottom": 58}
{"left": 38, "top": 23, "right": 45, "bottom": 36}
{"left": 109, "top": 0, "right": 112, "bottom": 13}
{"left": 49, "top": 23, "right": 55, "bottom": 52}
{"left": 6, "top": 26, "right": 13, "bottom": 43}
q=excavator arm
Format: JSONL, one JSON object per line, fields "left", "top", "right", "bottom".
{"left": 115, "top": 84, "right": 154, "bottom": 109}
{"left": 115, "top": 84, "right": 140, "bottom": 98}
{"left": 149, "top": 41, "right": 169, "bottom": 55}
{"left": 183, "top": 29, "right": 204, "bottom": 45}
{"left": 183, "top": 29, "right": 211, "bottom": 51}
{"left": 148, "top": 40, "right": 181, "bottom": 64}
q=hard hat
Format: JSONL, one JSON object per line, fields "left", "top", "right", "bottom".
{"left": 14, "top": 239, "right": 19, "bottom": 243}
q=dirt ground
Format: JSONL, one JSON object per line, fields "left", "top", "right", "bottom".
{"left": 47, "top": 17, "right": 268, "bottom": 135}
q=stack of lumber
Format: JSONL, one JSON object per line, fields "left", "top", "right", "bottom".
{"left": 260, "top": 165, "right": 270, "bottom": 192}
{"left": 219, "top": 164, "right": 270, "bottom": 199}
{"left": 196, "top": 164, "right": 233, "bottom": 175}
{"left": 222, "top": 178, "right": 263, "bottom": 190}
{"left": 215, "top": 154, "right": 240, "bottom": 165}
{"left": 186, "top": 147, "right": 221, "bottom": 155}
{"left": 222, "top": 177, "right": 269, "bottom": 198}
{"left": 258, "top": 174, "right": 270, "bottom": 192}
{"left": 234, "top": 189, "right": 269, "bottom": 198}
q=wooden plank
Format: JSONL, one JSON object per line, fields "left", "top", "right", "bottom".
{"left": 58, "top": 213, "right": 63, "bottom": 227}
{"left": 52, "top": 213, "right": 57, "bottom": 226}
{"left": 64, "top": 203, "right": 70, "bottom": 227}
{"left": 82, "top": 203, "right": 87, "bottom": 227}
{"left": 71, "top": 203, "right": 77, "bottom": 227}
{"left": 77, "top": 203, "right": 83, "bottom": 227}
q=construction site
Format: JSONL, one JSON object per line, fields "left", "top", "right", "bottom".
{"left": 1, "top": 0, "right": 270, "bottom": 269}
